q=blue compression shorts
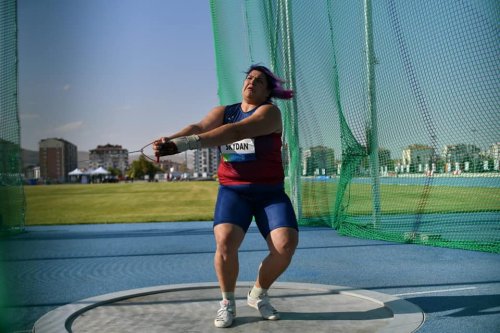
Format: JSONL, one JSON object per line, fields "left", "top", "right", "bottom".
{"left": 213, "top": 184, "right": 298, "bottom": 239}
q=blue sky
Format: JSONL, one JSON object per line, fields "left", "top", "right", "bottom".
{"left": 19, "top": 0, "right": 219, "bottom": 153}
{"left": 18, "top": 0, "right": 499, "bottom": 158}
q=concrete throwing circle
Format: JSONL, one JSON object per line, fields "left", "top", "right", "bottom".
{"left": 33, "top": 282, "right": 424, "bottom": 333}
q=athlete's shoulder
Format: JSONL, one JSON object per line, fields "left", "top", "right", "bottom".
{"left": 256, "top": 102, "right": 279, "bottom": 111}
{"left": 254, "top": 103, "right": 281, "bottom": 118}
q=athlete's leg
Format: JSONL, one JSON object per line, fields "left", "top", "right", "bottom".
{"left": 213, "top": 186, "right": 253, "bottom": 327}
{"left": 247, "top": 226, "right": 298, "bottom": 321}
{"left": 213, "top": 223, "right": 246, "bottom": 293}
{"left": 255, "top": 226, "right": 298, "bottom": 289}
{"left": 213, "top": 185, "right": 252, "bottom": 294}
{"left": 252, "top": 187, "right": 299, "bottom": 289}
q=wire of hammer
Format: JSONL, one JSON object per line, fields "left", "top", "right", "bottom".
{"left": 128, "top": 141, "right": 159, "bottom": 164}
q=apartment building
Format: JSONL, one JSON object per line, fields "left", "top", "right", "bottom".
{"left": 39, "top": 138, "right": 77, "bottom": 182}
{"left": 89, "top": 144, "right": 129, "bottom": 174}
{"left": 194, "top": 147, "right": 220, "bottom": 178}
{"left": 402, "top": 144, "right": 435, "bottom": 172}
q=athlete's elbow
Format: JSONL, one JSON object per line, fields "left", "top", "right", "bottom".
{"left": 189, "top": 124, "right": 204, "bottom": 134}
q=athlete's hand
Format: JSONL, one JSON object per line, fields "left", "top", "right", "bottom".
{"left": 153, "top": 135, "right": 201, "bottom": 157}
{"left": 157, "top": 141, "right": 180, "bottom": 156}
{"left": 153, "top": 137, "right": 178, "bottom": 157}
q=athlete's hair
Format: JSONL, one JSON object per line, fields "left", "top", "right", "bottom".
{"left": 246, "top": 64, "right": 294, "bottom": 100}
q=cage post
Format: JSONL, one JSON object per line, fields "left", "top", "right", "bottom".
{"left": 364, "top": 0, "right": 381, "bottom": 226}
{"left": 280, "top": 0, "right": 302, "bottom": 220}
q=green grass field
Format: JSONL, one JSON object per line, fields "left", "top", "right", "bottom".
{"left": 24, "top": 181, "right": 499, "bottom": 226}
{"left": 301, "top": 182, "right": 500, "bottom": 217}
{"left": 25, "top": 182, "right": 219, "bottom": 225}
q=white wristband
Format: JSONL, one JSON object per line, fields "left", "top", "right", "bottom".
{"left": 171, "top": 135, "right": 201, "bottom": 152}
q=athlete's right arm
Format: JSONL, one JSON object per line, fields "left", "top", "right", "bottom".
{"left": 153, "top": 106, "right": 225, "bottom": 154}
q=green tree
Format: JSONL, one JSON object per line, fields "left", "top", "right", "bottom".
{"left": 127, "top": 155, "right": 161, "bottom": 180}
{"left": 108, "top": 167, "right": 121, "bottom": 177}
{"left": 436, "top": 158, "right": 445, "bottom": 173}
{"left": 305, "top": 146, "right": 335, "bottom": 176}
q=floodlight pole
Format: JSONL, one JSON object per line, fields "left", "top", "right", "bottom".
{"left": 364, "top": 0, "right": 381, "bottom": 226}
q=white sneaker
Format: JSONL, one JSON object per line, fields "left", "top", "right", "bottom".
{"left": 214, "top": 300, "right": 236, "bottom": 328}
{"left": 247, "top": 291, "right": 280, "bottom": 320}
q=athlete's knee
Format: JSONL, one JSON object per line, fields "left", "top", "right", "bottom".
{"left": 276, "top": 240, "right": 297, "bottom": 259}
{"left": 214, "top": 224, "right": 244, "bottom": 258}
{"left": 215, "top": 241, "right": 239, "bottom": 260}
{"left": 269, "top": 228, "right": 298, "bottom": 259}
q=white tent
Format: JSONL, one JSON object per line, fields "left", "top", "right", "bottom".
{"left": 91, "top": 167, "right": 110, "bottom": 175}
{"left": 68, "top": 168, "right": 83, "bottom": 176}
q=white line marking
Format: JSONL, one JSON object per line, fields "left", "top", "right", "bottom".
{"left": 393, "top": 286, "right": 477, "bottom": 297}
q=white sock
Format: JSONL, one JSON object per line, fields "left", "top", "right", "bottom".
{"left": 222, "top": 292, "right": 235, "bottom": 303}
{"left": 250, "top": 286, "right": 267, "bottom": 299}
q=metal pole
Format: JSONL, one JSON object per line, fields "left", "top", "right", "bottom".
{"left": 472, "top": 128, "right": 477, "bottom": 173}
{"left": 281, "top": 0, "right": 302, "bottom": 220}
{"left": 364, "top": 0, "right": 381, "bottom": 226}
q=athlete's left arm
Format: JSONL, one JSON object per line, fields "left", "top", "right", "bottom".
{"left": 198, "top": 104, "right": 282, "bottom": 148}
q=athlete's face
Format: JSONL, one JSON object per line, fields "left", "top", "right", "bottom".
{"left": 242, "top": 70, "right": 271, "bottom": 103}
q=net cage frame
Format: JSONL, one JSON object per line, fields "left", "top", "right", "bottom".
{"left": 209, "top": 0, "right": 500, "bottom": 253}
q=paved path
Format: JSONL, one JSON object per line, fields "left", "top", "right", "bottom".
{"left": 1, "top": 222, "right": 499, "bottom": 332}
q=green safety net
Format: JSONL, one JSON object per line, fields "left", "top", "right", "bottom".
{"left": 210, "top": 0, "right": 500, "bottom": 253}
{"left": 1, "top": 0, "right": 22, "bottom": 329}
{"left": 0, "top": 0, "right": 24, "bottom": 234}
